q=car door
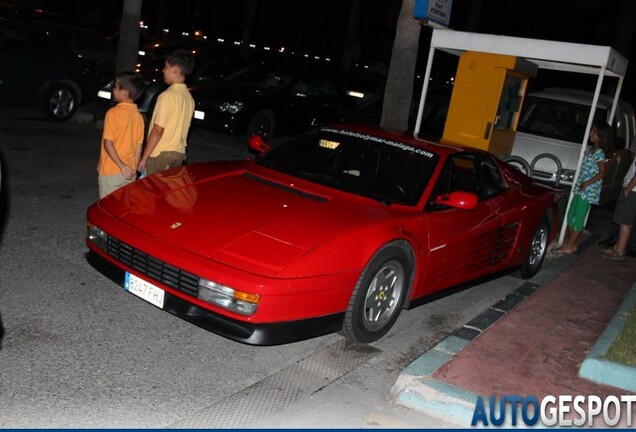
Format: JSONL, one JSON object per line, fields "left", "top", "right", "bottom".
{"left": 422, "top": 152, "right": 514, "bottom": 290}
{"left": 0, "top": 21, "right": 51, "bottom": 107}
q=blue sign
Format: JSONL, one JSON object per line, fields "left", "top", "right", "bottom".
{"left": 414, "top": 0, "right": 453, "bottom": 27}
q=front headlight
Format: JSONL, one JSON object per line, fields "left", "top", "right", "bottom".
{"left": 87, "top": 223, "right": 108, "bottom": 251}
{"left": 198, "top": 278, "right": 259, "bottom": 316}
{"left": 97, "top": 90, "right": 112, "bottom": 100}
{"left": 217, "top": 101, "right": 245, "bottom": 114}
{"left": 559, "top": 169, "right": 576, "bottom": 183}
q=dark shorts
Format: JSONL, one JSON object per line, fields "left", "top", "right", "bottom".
{"left": 613, "top": 190, "right": 636, "bottom": 225}
{"left": 145, "top": 151, "right": 185, "bottom": 175}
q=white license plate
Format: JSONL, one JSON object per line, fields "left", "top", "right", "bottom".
{"left": 194, "top": 110, "right": 205, "bottom": 120}
{"left": 124, "top": 272, "right": 165, "bottom": 309}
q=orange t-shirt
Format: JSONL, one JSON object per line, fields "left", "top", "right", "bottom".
{"left": 97, "top": 102, "right": 145, "bottom": 176}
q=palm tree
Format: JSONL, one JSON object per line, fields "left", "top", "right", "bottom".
{"left": 116, "top": 0, "right": 143, "bottom": 73}
{"left": 380, "top": 0, "right": 420, "bottom": 131}
{"left": 341, "top": 0, "right": 361, "bottom": 70}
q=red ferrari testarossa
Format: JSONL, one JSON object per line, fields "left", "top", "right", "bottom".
{"left": 87, "top": 124, "right": 564, "bottom": 345}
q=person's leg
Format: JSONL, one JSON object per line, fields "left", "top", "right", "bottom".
{"left": 628, "top": 226, "right": 636, "bottom": 254}
{"left": 598, "top": 223, "right": 619, "bottom": 247}
{"left": 605, "top": 191, "right": 636, "bottom": 259}
{"left": 562, "top": 229, "right": 583, "bottom": 253}
{"left": 160, "top": 151, "right": 186, "bottom": 170}
{"left": 555, "top": 195, "right": 588, "bottom": 254}
{"left": 98, "top": 173, "right": 129, "bottom": 199}
{"left": 610, "top": 223, "right": 620, "bottom": 241}
{"left": 610, "top": 224, "right": 631, "bottom": 260}
{"left": 144, "top": 151, "right": 185, "bottom": 175}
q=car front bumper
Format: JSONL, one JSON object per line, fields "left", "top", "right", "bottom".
{"left": 86, "top": 250, "right": 344, "bottom": 345}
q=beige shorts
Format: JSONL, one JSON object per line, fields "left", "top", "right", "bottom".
{"left": 145, "top": 151, "right": 185, "bottom": 175}
{"left": 98, "top": 173, "right": 133, "bottom": 198}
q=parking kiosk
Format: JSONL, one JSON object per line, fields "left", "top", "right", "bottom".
{"left": 415, "top": 29, "right": 628, "bottom": 243}
{"left": 441, "top": 51, "right": 537, "bottom": 155}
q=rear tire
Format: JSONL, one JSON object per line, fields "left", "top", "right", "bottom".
{"left": 520, "top": 217, "right": 549, "bottom": 279}
{"left": 342, "top": 244, "right": 410, "bottom": 343}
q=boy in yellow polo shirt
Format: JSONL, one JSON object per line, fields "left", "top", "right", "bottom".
{"left": 139, "top": 49, "right": 195, "bottom": 175}
{"left": 97, "top": 71, "right": 145, "bottom": 198}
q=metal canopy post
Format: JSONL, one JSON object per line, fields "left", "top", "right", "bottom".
{"left": 557, "top": 65, "right": 607, "bottom": 244}
{"left": 414, "top": 44, "right": 437, "bottom": 136}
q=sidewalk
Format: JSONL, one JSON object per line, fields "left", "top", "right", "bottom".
{"left": 392, "top": 211, "right": 636, "bottom": 427}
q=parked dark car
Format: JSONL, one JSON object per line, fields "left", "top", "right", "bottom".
{"left": 0, "top": 17, "right": 99, "bottom": 121}
{"left": 190, "top": 65, "right": 360, "bottom": 139}
{"left": 46, "top": 25, "right": 115, "bottom": 81}
{"left": 97, "top": 52, "right": 240, "bottom": 121}
{"left": 329, "top": 68, "right": 386, "bottom": 101}
{"left": 312, "top": 92, "right": 449, "bottom": 137}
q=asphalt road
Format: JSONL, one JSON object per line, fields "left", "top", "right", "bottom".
{"left": 0, "top": 104, "right": 533, "bottom": 428}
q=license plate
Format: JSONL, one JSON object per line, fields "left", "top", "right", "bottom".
{"left": 194, "top": 110, "right": 205, "bottom": 120}
{"left": 124, "top": 272, "right": 165, "bottom": 309}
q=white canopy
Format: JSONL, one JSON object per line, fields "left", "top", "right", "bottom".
{"left": 415, "top": 29, "right": 629, "bottom": 243}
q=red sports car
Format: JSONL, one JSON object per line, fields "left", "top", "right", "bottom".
{"left": 86, "top": 124, "right": 565, "bottom": 345}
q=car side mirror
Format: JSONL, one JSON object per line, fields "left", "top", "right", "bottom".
{"left": 434, "top": 191, "right": 478, "bottom": 210}
{"left": 248, "top": 134, "right": 271, "bottom": 154}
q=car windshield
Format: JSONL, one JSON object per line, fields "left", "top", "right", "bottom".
{"left": 518, "top": 96, "right": 606, "bottom": 143}
{"left": 255, "top": 128, "right": 439, "bottom": 206}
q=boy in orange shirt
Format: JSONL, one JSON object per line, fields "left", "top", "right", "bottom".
{"left": 97, "top": 71, "right": 145, "bottom": 198}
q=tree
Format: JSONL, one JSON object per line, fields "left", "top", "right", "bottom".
{"left": 340, "top": 0, "right": 361, "bottom": 70}
{"left": 241, "top": 0, "right": 258, "bottom": 63}
{"left": 116, "top": 0, "right": 143, "bottom": 74}
{"left": 464, "top": 0, "right": 483, "bottom": 32}
{"left": 380, "top": 0, "right": 420, "bottom": 131}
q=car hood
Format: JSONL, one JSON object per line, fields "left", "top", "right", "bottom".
{"left": 511, "top": 131, "right": 581, "bottom": 173}
{"left": 100, "top": 162, "right": 394, "bottom": 276}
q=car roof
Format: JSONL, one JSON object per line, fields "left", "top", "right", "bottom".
{"left": 0, "top": 16, "right": 66, "bottom": 53}
{"left": 528, "top": 87, "right": 623, "bottom": 110}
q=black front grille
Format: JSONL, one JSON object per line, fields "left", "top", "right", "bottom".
{"left": 107, "top": 236, "right": 200, "bottom": 297}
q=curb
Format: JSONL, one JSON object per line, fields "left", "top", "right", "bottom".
{"left": 391, "top": 238, "right": 636, "bottom": 422}
{"left": 578, "top": 282, "right": 636, "bottom": 392}
{"left": 391, "top": 252, "right": 574, "bottom": 425}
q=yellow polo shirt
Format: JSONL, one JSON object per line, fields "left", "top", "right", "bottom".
{"left": 148, "top": 83, "right": 195, "bottom": 156}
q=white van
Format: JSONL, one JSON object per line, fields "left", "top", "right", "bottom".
{"left": 510, "top": 87, "right": 635, "bottom": 204}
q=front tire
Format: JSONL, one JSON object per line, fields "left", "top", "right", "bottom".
{"left": 342, "top": 244, "right": 410, "bottom": 343}
{"left": 42, "top": 83, "right": 78, "bottom": 122}
{"left": 520, "top": 217, "right": 549, "bottom": 279}
{"left": 247, "top": 109, "right": 275, "bottom": 140}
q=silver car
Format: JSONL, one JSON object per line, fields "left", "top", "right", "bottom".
{"left": 510, "top": 87, "right": 635, "bottom": 204}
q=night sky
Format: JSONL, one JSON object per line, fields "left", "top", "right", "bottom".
{"left": 25, "top": 0, "right": 636, "bottom": 101}
{"left": 40, "top": 0, "right": 633, "bottom": 61}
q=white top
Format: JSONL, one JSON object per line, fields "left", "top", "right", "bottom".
{"left": 623, "top": 159, "right": 636, "bottom": 191}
